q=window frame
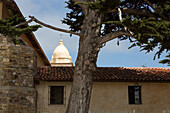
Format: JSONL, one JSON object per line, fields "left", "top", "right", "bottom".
{"left": 48, "top": 85, "right": 66, "bottom": 105}
{"left": 128, "top": 86, "right": 142, "bottom": 105}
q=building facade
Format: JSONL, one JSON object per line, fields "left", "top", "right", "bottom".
{"left": 36, "top": 81, "right": 170, "bottom": 113}
{"left": 0, "top": 1, "right": 170, "bottom": 113}
{"left": 35, "top": 40, "right": 170, "bottom": 113}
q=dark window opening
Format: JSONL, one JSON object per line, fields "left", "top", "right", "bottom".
{"left": 128, "top": 86, "right": 141, "bottom": 104}
{"left": 50, "top": 86, "right": 64, "bottom": 105}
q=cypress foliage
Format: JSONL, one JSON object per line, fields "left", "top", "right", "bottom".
{"left": 62, "top": 0, "right": 170, "bottom": 66}
{"left": 159, "top": 53, "right": 170, "bottom": 66}
{"left": 62, "top": 1, "right": 84, "bottom": 33}
{"left": 0, "top": 10, "right": 41, "bottom": 44}
{"left": 122, "top": 17, "right": 170, "bottom": 59}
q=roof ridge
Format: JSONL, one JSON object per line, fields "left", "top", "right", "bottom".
{"left": 37, "top": 66, "right": 169, "bottom": 69}
{"left": 36, "top": 66, "right": 170, "bottom": 82}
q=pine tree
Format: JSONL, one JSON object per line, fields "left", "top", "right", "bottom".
{"left": 62, "top": 0, "right": 170, "bottom": 66}
{"left": 0, "top": 10, "right": 41, "bottom": 44}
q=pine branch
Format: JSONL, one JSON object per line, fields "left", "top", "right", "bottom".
{"left": 99, "top": 31, "right": 134, "bottom": 45}
{"left": 159, "top": 53, "right": 170, "bottom": 66}
{"left": 14, "top": 18, "right": 34, "bottom": 27}
{"left": 143, "top": 0, "right": 169, "bottom": 20}
{"left": 117, "top": 8, "right": 127, "bottom": 31}
{"left": 29, "top": 16, "right": 81, "bottom": 37}
{"left": 0, "top": 10, "right": 41, "bottom": 40}
{"left": 117, "top": 7, "right": 133, "bottom": 35}
{"left": 108, "top": 8, "right": 156, "bottom": 18}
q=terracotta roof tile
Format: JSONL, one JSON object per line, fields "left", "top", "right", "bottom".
{"left": 36, "top": 67, "right": 170, "bottom": 82}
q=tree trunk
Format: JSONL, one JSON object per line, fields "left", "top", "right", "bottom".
{"left": 66, "top": 8, "right": 102, "bottom": 113}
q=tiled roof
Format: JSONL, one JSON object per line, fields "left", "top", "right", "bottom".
{"left": 36, "top": 67, "right": 170, "bottom": 82}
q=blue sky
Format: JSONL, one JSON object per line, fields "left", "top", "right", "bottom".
{"left": 15, "top": 0, "right": 168, "bottom": 67}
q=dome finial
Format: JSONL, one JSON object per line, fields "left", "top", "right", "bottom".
{"left": 59, "top": 39, "right": 63, "bottom": 45}
{"left": 60, "top": 39, "right": 63, "bottom": 42}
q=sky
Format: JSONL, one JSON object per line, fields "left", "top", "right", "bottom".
{"left": 15, "top": 0, "right": 168, "bottom": 67}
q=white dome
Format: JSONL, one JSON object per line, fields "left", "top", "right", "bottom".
{"left": 51, "top": 40, "right": 73, "bottom": 66}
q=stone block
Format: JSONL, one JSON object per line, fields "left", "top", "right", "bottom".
{"left": 0, "top": 34, "right": 37, "bottom": 113}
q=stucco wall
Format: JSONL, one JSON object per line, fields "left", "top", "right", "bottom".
{"left": 36, "top": 82, "right": 72, "bottom": 113}
{"left": 36, "top": 81, "right": 170, "bottom": 113}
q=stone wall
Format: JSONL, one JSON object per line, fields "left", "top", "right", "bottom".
{"left": 0, "top": 34, "right": 37, "bottom": 113}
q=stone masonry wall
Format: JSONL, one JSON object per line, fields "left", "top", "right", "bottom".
{"left": 0, "top": 34, "right": 37, "bottom": 113}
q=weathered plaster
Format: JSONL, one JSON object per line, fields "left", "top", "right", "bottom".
{"left": 36, "top": 82, "right": 170, "bottom": 113}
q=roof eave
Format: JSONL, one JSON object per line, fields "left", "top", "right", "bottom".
{"left": 4, "top": 0, "right": 50, "bottom": 66}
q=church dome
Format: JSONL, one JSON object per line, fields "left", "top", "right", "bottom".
{"left": 50, "top": 40, "right": 73, "bottom": 66}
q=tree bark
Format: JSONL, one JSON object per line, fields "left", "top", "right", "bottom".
{"left": 66, "top": 8, "right": 102, "bottom": 113}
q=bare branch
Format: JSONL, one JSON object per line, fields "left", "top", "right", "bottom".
{"left": 143, "top": 0, "right": 169, "bottom": 20}
{"left": 29, "top": 16, "right": 81, "bottom": 37}
{"left": 118, "top": 8, "right": 127, "bottom": 31}
{"left": 99, "top": 31, "right": 134, "bottom": 45}
{"left": 14, "top": 18, "right": 34, "bottom": 27}
{"left": 108, "top": 8, "right": 156, "bottom": 18}
{"left": 117, "top": 7, "right": 133, "bottom": 35}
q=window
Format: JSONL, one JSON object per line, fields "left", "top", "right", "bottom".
{"left": 128, "top": 86, "right": 141, "bottom": 104}
{"left": 50, "top": 86, "right": 64, "bottom": 105}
